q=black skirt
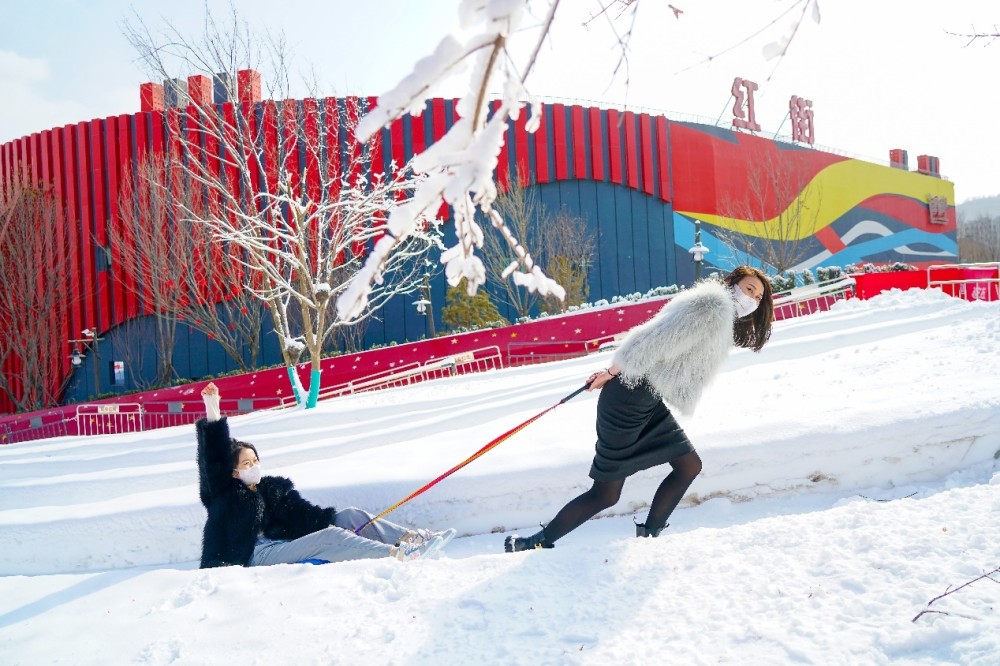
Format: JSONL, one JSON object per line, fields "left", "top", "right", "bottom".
{"left": 589, "top": 377, "right": 694, "bottom": 482}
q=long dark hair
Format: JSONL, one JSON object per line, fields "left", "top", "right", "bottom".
{"left": 229, "top": 440, "right": 259, "bottom": 469}
{"left": 723, "top": 266, "right": 774, "bottom": 352}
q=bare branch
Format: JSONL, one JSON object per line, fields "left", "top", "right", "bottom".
{"left": 912, "top": 566, "right": 1000, "bottom": 623}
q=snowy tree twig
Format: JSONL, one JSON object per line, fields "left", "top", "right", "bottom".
{"left": 911, "top": 566, "right": 1000, "bottom": 623}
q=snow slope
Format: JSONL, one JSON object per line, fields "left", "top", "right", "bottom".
{"left": 1, "top": 288, "right": 998, "bottom": 664}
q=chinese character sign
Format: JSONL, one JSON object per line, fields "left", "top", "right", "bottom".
{"left": 789, "top": 95, "right": 815, "bottom": 145}
{"left": 731, "top": 77, "right": 761, "bottom": 131}
{"left": 928, "top": 195, "right": 949, "bottom": 225}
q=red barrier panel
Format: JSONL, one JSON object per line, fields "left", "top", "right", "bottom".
{"left": 851, "top": 271, "right": 928, "bottom": 299}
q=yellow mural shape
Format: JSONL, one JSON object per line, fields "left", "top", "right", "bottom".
{"left": 678, "top": 160, "right": 955, "bottom": 241}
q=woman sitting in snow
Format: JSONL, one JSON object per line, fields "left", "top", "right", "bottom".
{"left": 197, "top": 382, "right": 454, "bottom": 568}
{"left": 506, "top": 266, "right": 775, "bottom": 552}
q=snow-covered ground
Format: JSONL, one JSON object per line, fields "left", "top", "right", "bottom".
{"left": 1, "top": 288, "right": 998, "bottom": 665}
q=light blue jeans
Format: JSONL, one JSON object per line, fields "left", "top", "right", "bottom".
{"left": 249, "top": 507, "right": 414, "bottom": 565}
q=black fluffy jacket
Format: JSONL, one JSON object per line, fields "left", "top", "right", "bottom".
{"left": 197, "top": 417, "right": 336, "bottom": 568}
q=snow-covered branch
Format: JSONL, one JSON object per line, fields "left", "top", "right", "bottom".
{"left": 337, "top": 0, "right": 566, "bottom": 322}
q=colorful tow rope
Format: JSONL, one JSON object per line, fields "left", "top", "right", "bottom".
{"left": 354, "top": 382, "right": 592, "bottom": 534}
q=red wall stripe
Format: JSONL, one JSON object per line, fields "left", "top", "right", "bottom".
{"left": 76, "top": 122, "right": 96, "bottom": 337}
{"left": 552, "top": 103, "right": 568, "bottom": 181}
{"left": 103, "top": 118, "right": 122, "bottom": 327}
{"left": 639, "top": 114, "right": 654, "bottom": 196}
{"left": 513, "top": 105, "right": 530, "bottom": 183}
{"left": 323, "top": 98, "right": 341, "bottom": 201}
{"left": 571, "top": 105, "right": 587, "bottom": 180}
{"left": 89, "top": 122, "right": 108, "bottom": 333}
{"left": 623, "top": 111, "right": 639, "bottom": 190}
{"left": 61, "top": 126, "right": 83, "bottom": 340}
{"left": 281, "top": 99, "right": 300, "bottom": 198}
{"left": 607, "top": 109, "right": 623, "bottom": 185}
{"left": 533, "top": 103, "right": 550, "bottom": 184}
{"left": 366, "top": 95, "right": 385, "bottom": 185}
{"left": 119, "top": 115, "right": 138, "bottom": 321}
{"left": 655, "top": 116, "right": 671, "bottom": 202}
{"left": 491, "top": 100, "right": 509, "bottom": 190}
{"left": 589, "top": 107, "right": 604, "bottom": 182}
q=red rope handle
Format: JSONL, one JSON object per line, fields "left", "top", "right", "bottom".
{"left": 354, "top": 383, "right": 590, "bottom": 534}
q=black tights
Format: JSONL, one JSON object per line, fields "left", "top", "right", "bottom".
{"left": 540, "top": 451, "right": 703, "bottom": 544}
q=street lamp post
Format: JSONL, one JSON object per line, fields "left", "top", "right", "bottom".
{"left": 688, "top": 220, "right": 709, "bottom": 281}
{"left": 413, "top": 273, "right": 435, "bottom": 338}
{"left": 69, "top": 328, "right": 104, "bottom": 399}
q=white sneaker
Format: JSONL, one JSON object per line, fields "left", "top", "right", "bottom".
{"left": 394, "top": 528, "right": 457, "bottom": 561}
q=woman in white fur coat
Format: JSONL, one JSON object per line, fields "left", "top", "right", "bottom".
{"left": 505, "top": 266, "right": 774, "bottom": 552}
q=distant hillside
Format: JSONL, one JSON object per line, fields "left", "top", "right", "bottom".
{"left": 958, "top": 194, "right": 1000, "bottom": 221}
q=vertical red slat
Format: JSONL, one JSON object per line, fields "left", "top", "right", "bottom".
{"left": 639, "top": 114, "right": 654, "bottom": 196}
{"left": 623, "top": 111, "right": 639, "bottom": 190}
{"left": 607, "top": 109, "right": 623, "bottom": 185}
{"left": 345, "top": 97, "right": 362, "bottom": 190}
{"left": 552, "top": 103, "right": 568, "bottom": 181}
{"left": 104, "top": 118, "right": 123, "bottom": 326}
{"left": 76, "top": 122, "right": 96, "bottom": 338}
{"left": 430, "top": 97, "right": 447, "bottom": 144}
{"left": 389, "top": 116, "right": 404, "bottom": 175}
{"left": 533, "top": 103, "right": 549, "bottom": 184}
{"left": 323, "top": 98, "right": 341, "bottom": 200}
{"left": 513, "top": 105, "right": 530, "bottom": 184}
{"left": 28, "top": 134, "right": 40, "bottom": 187}
{"left": 366, "top": 95, "right": 384, "bottom": 185}
{"left": 344, "top": 97, "right": 365, "bottom": 256}
{"left": 589, "top": 107, "right": 604, "bottom": 182}
{"left": 16, "top": 138, "right": 29, "bottom": 183}
{"left": 490, "top": 100, "right": 509, "bottom": 190}
{"left": 39, "top": 130, "right": 60, "bottom": 396}
{"left": 302, "top": 99, "right": 321, "bottom": 202}
{"left": 323, "top": 98, "right": 344, "bottom": 267}
{"left": 240, "top": 100, "right": 260, "bottom": 198}
{"left": 118, "top": 115, "right": 139, "bottom": 321}
{"left": 50, "top": 128, "right": 70, "bottom": 375}
{"left": 89, "top": 121, "right": 109, "bottom": 333}
{"left": 261, "top": 101, "right": 279, "bottom": 198}
{"left": 571, "top": 105, "right": 587, "bottom": 180}
{"left": 61, "top": 125, "right": 83, "bottom": 343}
{"left": 656, "top": 116, "right": 671, "bottom": 202}
{"left": 281, "top": 99, "right": 300, "bottom": 198}
{"left": 135, "top": 112, "right": 154, "bottom": 316}
{"left": 431, "top": 98, "right": 450, "bottom": 219}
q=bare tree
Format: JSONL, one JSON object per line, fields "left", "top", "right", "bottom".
{"left": 0, "top": 178, "right": 89, "bottom": 410}
{"left": 116, "top": 155, "right": 267, "bottom": 376}
{"left": 544, "top": 207, "right": 595, "bottom": 310}
{"left": 480, "top": 170, "right": 550, "bottom": 319}
{"left": 958, "top": 214, "right": 1000, "bottom": 263}
{"left": 125, "top": 8, "right": 443, "bottom": 407}
{"left": 717, "top": 150, "right": 823, "bottom": 273}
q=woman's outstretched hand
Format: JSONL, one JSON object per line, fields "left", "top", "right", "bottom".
{"left": 586, "top": 368, "right": 618, "bottom": 392}
{"left": 201, "top": 382, "right": 222, "bottom": 422}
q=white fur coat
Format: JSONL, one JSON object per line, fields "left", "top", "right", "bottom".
{"left": 611, "top": 280, "right": 736, "bottom": 415}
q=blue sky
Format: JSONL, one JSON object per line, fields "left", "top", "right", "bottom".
{"left": 1, "top": 0, "right": 996, "bottom": 203}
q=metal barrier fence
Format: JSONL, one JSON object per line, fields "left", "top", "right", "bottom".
{"left": 507, "top": 335, "right": 620, "bottom": 366}
{"left": 297, "top": 346, "right": 506, "bottom": 406}
{"left": 927, "top": 262, "right": 1000, "bottom": 302}
{"left": 772, "top": 277, "right": 856, "bottom": 320}
{"left": 75, "top": 403, "right": 144, "bottom": 437}
{"left": 0, "top": 412, "right": 74, "bottom": 444}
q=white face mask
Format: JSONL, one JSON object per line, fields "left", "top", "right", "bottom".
{"left": 236, "top": 464, "right": 262, "bottom": 486}
{"left": 731, "top": 285, "right": 759, "bottom": 319}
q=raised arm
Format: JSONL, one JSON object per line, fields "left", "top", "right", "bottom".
{"left": 196, "top": 383, "right": 232, "bottom": 508}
